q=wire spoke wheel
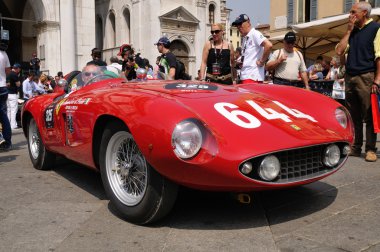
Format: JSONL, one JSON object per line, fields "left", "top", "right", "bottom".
{"left": 27, "top": 117, "right": 55, "bottom": 170}
{"left": 105, "top": 131, "right": 147, "bottom": 206}
{"left": 28, "top": 118, "right": 40, "bottom": 160}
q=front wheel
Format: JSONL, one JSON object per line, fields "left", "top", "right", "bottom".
{"left": 27, "top": 117, "right": 56, "bottom": 170}
{"left": 99, "top": 121, "right": 178, "bottom": 224}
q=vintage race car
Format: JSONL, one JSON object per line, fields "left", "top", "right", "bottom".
{"left": 22, "top": 66, "right": 353, "bottom": 224}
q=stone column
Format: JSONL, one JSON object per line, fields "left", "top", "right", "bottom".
{"left": 196, "top": 1, "right": 207, "bottom": 73}
{"left": 60, "top": 0, "right": 76, "bottom": 73}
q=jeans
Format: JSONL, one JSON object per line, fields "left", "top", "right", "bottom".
{"left": 7, "top": 93, "right": 18, "bottom": 129}
{"left": 0, "top": 87, "right": 11, "bottom": 146}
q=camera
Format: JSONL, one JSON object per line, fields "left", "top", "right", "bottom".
{"left": 128, "top": 55, "right": 134, "bottom": 62}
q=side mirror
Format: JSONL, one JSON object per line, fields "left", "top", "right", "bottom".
{"left": 136, "top": 68, "right": 147, "bottom": 81}
{"left": 58, "top": 79, "right": 68, "bottom": 93}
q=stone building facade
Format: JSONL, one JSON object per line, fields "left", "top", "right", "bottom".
{"left": 1, "top": 0, "right": 231, "bottom": 78}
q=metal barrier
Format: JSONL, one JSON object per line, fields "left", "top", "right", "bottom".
{"left": 274, "top": 80, "right": 334, "bottom": 97}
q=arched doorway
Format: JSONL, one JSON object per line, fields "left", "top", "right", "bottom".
{"left": 0, "top": 0, "right": 32, "bottom": 66}
{"left": 122, "top": 8, "right": 131, "bottom": 43}
{"left": 170, "top": 40, "right": 189, "bottom": 71}
{"left": 95, "top": 15, "right": 103, "bottom": 50}
{"left": 105, "top": 10, "right": 116, "bottom": 48}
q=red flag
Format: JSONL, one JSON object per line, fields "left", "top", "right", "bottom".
{"left": 371, "top": 93, "right": 380, "bottom": 133}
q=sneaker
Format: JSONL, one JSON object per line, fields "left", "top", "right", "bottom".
{"left": 0, "top": 142, "right": 12, "bottom": 151}
{"left": 349, "top": 149, "right": 361, "bottom": 157}
{"left": 0, "top": 134, "right": 5, "bottom": 145}
{"left": 365, "top": 151, "right": 377, "bottom": 162}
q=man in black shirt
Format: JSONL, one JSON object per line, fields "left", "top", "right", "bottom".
{"left": 336, "top": 2, "right": 379, "bottom": 162}
{"left": 30, "top": 52, "right": 40, "bottom": 76}
{"left": 155, "top": 37, "right": 176, "bottom": 79}
{"left": 6, "top": 63, "right": 21, "bottom": 129}
{"left": 86, "top": 48, "right": 107, "bottom": 66}
{"left": 118, "top": 44, "right": 138, "bottom": 80}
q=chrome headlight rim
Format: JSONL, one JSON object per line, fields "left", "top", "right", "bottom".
{"left": 172, "top": 119, "right": 203, "bottom": 159}
{"left": 258, "top": 155, "right": 281, "bottom": 181}
{"left": 323, "top": 144, "right": 341, "bottom": 167}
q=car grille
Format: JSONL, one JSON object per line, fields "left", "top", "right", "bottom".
{"left": 240, "top": 143, "right": 347, "bottom": 183}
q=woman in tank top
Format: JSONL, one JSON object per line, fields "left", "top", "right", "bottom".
{"left": 199, "top": 23, "right": 236, "bottom": 85}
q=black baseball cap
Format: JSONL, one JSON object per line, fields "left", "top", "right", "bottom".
{"left": 284, "top": 31, "right": 296, "bottom": 43}
{"left": 154, "top": 37, "right": 171, "bottom": 47}
{"left": 232, "top": 14, "right": 250, "bottom": 26}
{"left": 13, "top": 63, "right": 21, "bottom": 69}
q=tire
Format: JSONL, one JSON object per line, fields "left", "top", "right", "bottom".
{"left": 99, "top": 121, "right": 178, "bottom": 224}
{"left": 27, "top": 117, "right": 56, "bottom": 170}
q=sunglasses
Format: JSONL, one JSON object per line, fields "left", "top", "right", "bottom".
{"left": 211, "top": 30, "right": 221, "bottom": 35}
{"left": 84, "top": 71, "right": 99, "bottom": 77}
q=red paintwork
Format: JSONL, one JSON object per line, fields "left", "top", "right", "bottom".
{"left": 22, "top": 77, "right": 353, "bottom": 192}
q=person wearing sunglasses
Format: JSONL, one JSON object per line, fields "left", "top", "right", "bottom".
{"left": 265, "top": 31, "right": 310, "bottom": 90}
{"left": 232, "top": 14, "right": 272, "bottom": 84}
{"left": 81, "top": 64, "right": 101, "bottom": 86}
{"left": 199, "top": 23, "right": 236, "bottom": 84}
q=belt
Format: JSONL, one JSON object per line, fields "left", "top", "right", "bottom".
{"left": 273, "top": 77, "right": 301, "bottom": 83}
{"left": 240, "top": 79, "right": 263, "bottom": 84}
{"left": 206, "top": 73, "right": 232, "bottom": 81}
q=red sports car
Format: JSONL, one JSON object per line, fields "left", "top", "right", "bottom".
{"left": 22, "top": 67, "right": 353, "bottom": 224}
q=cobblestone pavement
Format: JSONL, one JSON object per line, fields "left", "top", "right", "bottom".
{"left": 0, "top": 129, "right": 379, "bottom": 252}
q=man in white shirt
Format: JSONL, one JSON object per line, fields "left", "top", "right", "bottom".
{"left": 0, "top": 39, "right": 12, "bottom": 150}
{"left": 266, "top": 32, "right": 310, "bottom": 90}
{"left": 107, "top": 56, "right": 123, "bottom": 76}
{"left": 232, "top": 14, "right": 272, "bottom": 84}
{"left": 22, "top": 72, "right": 36, "bottom": 100}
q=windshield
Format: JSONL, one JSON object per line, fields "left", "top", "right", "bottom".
{"left": 68, "top": 65, "right": 123, "bottom": 92}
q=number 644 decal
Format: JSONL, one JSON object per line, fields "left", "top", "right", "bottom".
{"left": 214, "top": 100, "right": 317, "bottom": 129}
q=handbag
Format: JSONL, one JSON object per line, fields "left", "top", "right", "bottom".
{"left": 331, "top": 80, "right": 345, "bottom": 99}
{"left": 371, "top": 93, "right": 380, "bottom": 133}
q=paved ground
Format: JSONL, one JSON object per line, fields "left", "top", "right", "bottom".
{"left": 0, "top": 129, "right": 380, "bottom": 252}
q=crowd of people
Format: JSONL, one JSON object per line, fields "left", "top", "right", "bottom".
{"left": 0, "top": 48, "right": 65, "bottom": 150}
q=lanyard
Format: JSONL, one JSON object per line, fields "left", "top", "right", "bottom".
{"left": 213, "top": 42, "right": 223, "bottom": 63}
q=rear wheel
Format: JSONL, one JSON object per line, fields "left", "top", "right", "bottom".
{"left": 99, "top": 121, "right": 178, "bottom": 224}
{"left": 27, "top": 117, "right": 56, "bottom": 170}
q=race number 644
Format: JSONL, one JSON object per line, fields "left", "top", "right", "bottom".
{"left": 214, "top": 100, "right": 317, "bottom": 129}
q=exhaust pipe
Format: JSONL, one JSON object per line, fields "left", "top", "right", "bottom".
{"left": 236, "top": 193, "right": 251, "bottom": 204}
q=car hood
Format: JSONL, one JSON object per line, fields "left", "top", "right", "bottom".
{"left": 133, "top": 81, "right": 351, "bottom": 158}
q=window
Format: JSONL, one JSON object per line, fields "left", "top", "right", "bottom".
{"left": 298, "top": 0, "right": 304, "bottom": 23}
{"left": 109, "top": 12, "right": 116, "bottom": 47}
{"left": 39, "top": 45, "right": 45, "bottom": 60}
{"left": 237, "top": 30, "right": 240, "bottom": 36}
{"left": 344, "top": 0, "right": 354, "bottom": 13}
{"left": 209, "top": 4, "right": 215, "bottom": 24}
{"left": 368, "top": 0, "right": 380, "bottom": 7}
{"left": 123, "top": 8, "right": 131, "bottom": 44}
{"left": 95, "top": 15, "right": 103, "bottom": 50}
{"left": 296, "top": 0, "right": 318, "bottom": 23}
{"left": 237, "top": 41, "right": 240, "bottom": 47}
{"left": 310, "top": 0, "right": 318, "bottom": 21}
{"left": 230, "top": 29, "right": 232, "bottom": 36}
{"left": 288, "top": 0, "right": 294, "bottom": 25}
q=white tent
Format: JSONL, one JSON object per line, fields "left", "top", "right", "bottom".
{"left": 270, "top": 8, "right": 380, "bottom": 60}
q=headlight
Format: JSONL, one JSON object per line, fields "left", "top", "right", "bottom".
{"left": 335, "top": 108, "right": 348, "bottom": 129}
{"left": 258, "top": 155, "right": 281, "bottom": 181}
{"left": 172, "top": 120, "right": 202, "bottom": 159}
{"left": 323, "top": 144, "right": 340, "bottom": 167}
